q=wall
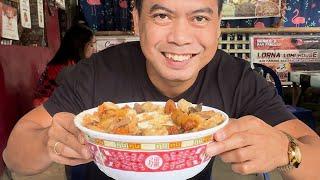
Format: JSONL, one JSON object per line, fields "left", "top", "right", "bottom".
{"left": 0, "top": 4, "right": 60, "bottom": 174}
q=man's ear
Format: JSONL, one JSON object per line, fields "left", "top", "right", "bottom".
{"left": 132, "top": 8, "right": 140, "bottom": 36}
{"left": 216, "top": 17, "right": 222, "bottom": 39}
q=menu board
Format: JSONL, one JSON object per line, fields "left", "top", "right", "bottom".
{"left": 222, "top": 0, "right": 281, "bottom": 20}
{"left": 251, "top": 36, "right": 320, "bottom": 82}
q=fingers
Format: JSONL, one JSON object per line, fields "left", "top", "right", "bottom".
{"left": 214, "top": 116, "right": 264, "bottom": 141}
{"left": 48, "top": 120, "right": 90, "bottom": 158}
{"left": 49, "top": 151, "right": 92, "bottom": 166}
{"left": 47, "top": 112, "right": 92, "bottom": 162}
{"left": 206, "top": 132, "right": 253, "bottom": 157}
{"left": 53, "top": 112, "right": 81, "bottom": 136}
{"left": 231, "top": 160, "right": 261, "bottom": 175}
{"left": 48, "top": 140, "right": 84, "bottom": 159}
{"left": 219, "top": 145, "right": 257, "bottom": 163}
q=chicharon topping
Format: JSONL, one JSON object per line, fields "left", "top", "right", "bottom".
{"left": 82, "top": 99, "right": 224, "bottom": 136}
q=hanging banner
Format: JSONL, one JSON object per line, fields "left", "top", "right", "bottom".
{"left": 222, "top": 0, "right": 281, "bottom": 20}
{"left": 1, "top": 4, "right": 19, "bottom": 40}
{"left": 0, "top": 2, "right": 3, "bottom": 36}
{"left": 19, "top": 0, "right": 31, "bottom": 28}
{"left": 251, "top": 36, "right": 320, "bottom": 82}
{"left": 37, "top": 0, "right": 44, "bottom": 28}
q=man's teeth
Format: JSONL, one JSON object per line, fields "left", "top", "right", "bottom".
{"left": 164, "top": 53, "right": 193, "bottom": 61}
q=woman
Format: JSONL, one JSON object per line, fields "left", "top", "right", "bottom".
{"left": 33, "top": 24, "right": 96, "bottom": 107}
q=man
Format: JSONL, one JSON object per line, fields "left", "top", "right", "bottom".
{"left": 3, "top": 0, "right": 320, "bottom": 180}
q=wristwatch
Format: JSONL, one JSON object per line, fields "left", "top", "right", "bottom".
{"left": 277, "top": 131, "right": 302, "bottom": 172}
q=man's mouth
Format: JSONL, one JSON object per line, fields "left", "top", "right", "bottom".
{"left": 162, "top": 52, "right": 197, "bottom": 62}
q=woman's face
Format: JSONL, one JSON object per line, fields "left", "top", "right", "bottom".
{"left": 84, "top": 36, "right": 97, "bottom": 59}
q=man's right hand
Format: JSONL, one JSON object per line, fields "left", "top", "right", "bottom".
{"left": 47, "top": 112, "right": 92, "bottom": 165}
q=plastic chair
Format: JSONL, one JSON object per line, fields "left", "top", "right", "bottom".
{"left": 252, "top": 63, "right": 316, "bottom": 130}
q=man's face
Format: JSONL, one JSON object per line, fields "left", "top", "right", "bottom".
{"left": 134, "top": 0, "right": 221, "bottom": 83}
{"left": 84, "top": 36, "right": 97, "bottom": 59}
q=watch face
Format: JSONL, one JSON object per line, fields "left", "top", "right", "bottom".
{"left": 289, "top": 141, "right": 302, "bottom": 168}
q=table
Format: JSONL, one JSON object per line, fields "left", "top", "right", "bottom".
{"left": 290, "top": 71, "right": 320, "bottom": 88}
{"left": 289, "top": 71, "right": 320, "bottom": 105}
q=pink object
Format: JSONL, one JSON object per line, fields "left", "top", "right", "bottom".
{"left": 291, "top": 9, "right": 305, "bottom": 27}
{"left": 254, "top": 22, "right": 266, "bottom": 28}
{"left": 87, "top": 0, "right": 101, "bottom": 6}
{"left": 88, "top": 143, "right": 208, "bottom": 172}
{"left": 119, "top": 0, "right": 128, "bottom": 9}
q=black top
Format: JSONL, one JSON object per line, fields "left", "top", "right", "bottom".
{"left": 44, "top": 41, "right": 295, "bottom": 180}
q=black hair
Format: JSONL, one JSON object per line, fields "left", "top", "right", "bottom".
{"left": 48, "top": 24, "right": 94, "bottom": 65}
{"left": 134, "top": 0, "right": 224, "bottom": 15}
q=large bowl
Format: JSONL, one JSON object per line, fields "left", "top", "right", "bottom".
{"left": 74, "top": 102, "right": 229, "bottom": 180}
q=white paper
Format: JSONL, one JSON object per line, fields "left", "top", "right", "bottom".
{"left": 37, "top": 0, "right": 44, "bottom": 28}
{"left": 19, "top": 0, "right": 31, "bottom": 28}
{"left": 55, "top": 0, "right": 65, "bottom": 10}
{"left": 1, "top": 5, "right": 19, "bottom": 40}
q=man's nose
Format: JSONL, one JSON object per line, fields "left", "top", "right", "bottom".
{"left": 167, "top": 19, "right": 193, "bottom": 46}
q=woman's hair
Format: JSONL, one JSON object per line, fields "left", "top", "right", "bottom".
{"left": 48, "top": 24, "right": 94, "bottom": 65}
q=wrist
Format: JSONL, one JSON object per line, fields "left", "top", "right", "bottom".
{"left": 277, "top": 131, "right": 302, "bottom": 172}
{"left": 279, "top": 131, "right": 290, "bottom": 166}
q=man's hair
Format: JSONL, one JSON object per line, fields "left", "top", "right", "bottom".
{"left": 134, "top": 0, "right": 224, "bottom": 15}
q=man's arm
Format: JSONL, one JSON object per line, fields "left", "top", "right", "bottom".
{"left": 275, "top": 119, "right": 320, "bottom": 180}
{"left": 206, "top": 116, "right": 320, "bottom": 180}
{"left": 3, "top": 105, "right": 91, "bottom": 175}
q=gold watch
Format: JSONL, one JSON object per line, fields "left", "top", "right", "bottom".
{"left": 277, "top": 131, "right": 302, "bottom": 172}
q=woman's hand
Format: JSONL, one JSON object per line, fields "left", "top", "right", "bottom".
{"left": 47, "top": 112, "right": 92, "bottom": 165}
{"left": 206, "top": 115, "right": 289, "bottom": 175}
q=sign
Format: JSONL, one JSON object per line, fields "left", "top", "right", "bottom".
{"left": 19, "top": 0, "right": 31, "bottom": 28}
{"left": 0, "top": 2, "right": 3, "bottom": 36}
{"left": 222, "top": 0, "right": 281, "bottom": 20}
{"left": 96, "top": 36, "right": 139, "bottom": 52}
{"left": 251, "top": 36, "right": 320, "bottom": 82}
{"left": 1, "top": 4, "right": 19, "bottom": 40}
{"left": 37, "top": 0, "right": 44, "bottom": 28}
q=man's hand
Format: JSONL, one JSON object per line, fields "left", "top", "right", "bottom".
{"left": 206, "top": 115, "right": 289, "bottom": 175}
{"left": 47, "top": 112, "right": 92, "bottom": 166}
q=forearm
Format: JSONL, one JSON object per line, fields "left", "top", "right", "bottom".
{"left": 281, "top": 135, "right": 320, "bottom": 180}
{"left": 3, "top": 120, "right": 52, "bottom": 175}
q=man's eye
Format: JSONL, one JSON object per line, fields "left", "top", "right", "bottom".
{"left": 154, "top": 14, "right": 169, "bottom": 20}
{"left": 152, "top": 13, "right": 171, "bottom": 24}
{"left": 193, "top": 16, "right": 209, "bottom": 23}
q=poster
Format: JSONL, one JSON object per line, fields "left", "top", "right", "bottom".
{"left": 222, "top": 0, "right": 281, "bottom": 20}
{"left": 1, "top": 4, "right": 19, "bottom": 40}
{"left": 37, "top": 0, "right": 44, "bottom": 28}
{"left": 0, "top": 2, "right": 3, "bottom": 36}
{"left": 19, "top": 0, "right": 31, "bottom": 28}
{"left": 284, "top": 0, "right": 320, "bottom": 27}
{"left": 251, "top": 36, "right": 320, "bottom": 82}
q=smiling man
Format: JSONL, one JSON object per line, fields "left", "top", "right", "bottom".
{"left": 3, "top": 0, "right": 320, "bottom": 180}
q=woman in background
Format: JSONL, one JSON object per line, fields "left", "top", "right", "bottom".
{"left": 33, "top": 23, "right": 96, "bottom": 107}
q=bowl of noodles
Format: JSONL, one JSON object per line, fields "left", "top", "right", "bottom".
{"left": 74, "top": 99, "right": 229, "bottom": 180}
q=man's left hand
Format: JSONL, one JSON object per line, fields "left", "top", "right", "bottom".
{"left": 206, "top": 115, "right": 289, "bottom": 175}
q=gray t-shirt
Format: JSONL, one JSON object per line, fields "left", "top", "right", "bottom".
{"left": 44, "top": 41, "right": 295, "bottom": 180}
